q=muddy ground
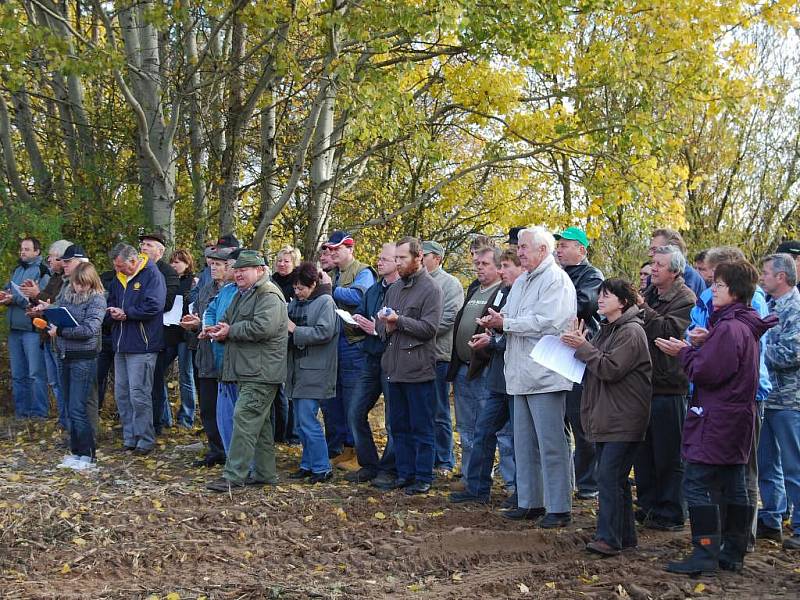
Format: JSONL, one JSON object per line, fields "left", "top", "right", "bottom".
{"left": 0, "top": 409, "right": 798, "bottom": 599}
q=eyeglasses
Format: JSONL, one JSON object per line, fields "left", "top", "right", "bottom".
{"left": 711, "top": 281, "right": 728, "bottom": 289}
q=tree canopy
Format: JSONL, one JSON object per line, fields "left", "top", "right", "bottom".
{"left": 0, "top": 0, "right": 798, "bottom": 277}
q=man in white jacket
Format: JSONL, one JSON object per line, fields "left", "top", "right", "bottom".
{"left": 480, "top": 226, "right": 577, "bottom": 527}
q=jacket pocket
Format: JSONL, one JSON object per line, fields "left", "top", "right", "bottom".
{"left": 138, "top": 322, "right": 150, "bottom": 350}
{"left": 682, "top": 408, "right": 704, "bottom": 448}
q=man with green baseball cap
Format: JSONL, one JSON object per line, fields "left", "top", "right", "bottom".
{"left": 206, "top": 249, "right": 289, "bottom": 492}
{"left": 554, "top": 226, "right": 604, "bottom": 501}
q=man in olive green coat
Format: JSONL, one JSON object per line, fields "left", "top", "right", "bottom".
{"left": 206, "top": 250, "right": 288, "bottom": 492}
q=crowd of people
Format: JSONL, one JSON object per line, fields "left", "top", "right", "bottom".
{"left": 1, "top": 225, "right": 799, "bottom": 575}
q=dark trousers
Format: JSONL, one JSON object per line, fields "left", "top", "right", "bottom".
{"left": 388, "top": 381, "right": 436, "bottom": 484}
{"left": 196, "top": 376, "right": 224, "bottom": 461}
{"left": 62, "top": 357, "right": 97, "bottom": 458}
{"left": 566, "top": 383, "right": 597, "bottom": 494}
{"left": 322, "top": 339, "right": 364, "bottom": 453}
{"left": 347, "top": 353, "right": 395, "bottom": 475}
{"left": 272, "top": 385, "right": 292, "bottom": 442}
{"left": 634, "top": 394, "right": 686, "bottom": 525}
{"left": 465, "top": 391, "right": 513, "bottom": 498}
{"left": 684, "top": 462, "right": 748, "bottom": 507}
{"left": 595, "top": 441, "right": 639, "bottom": 549}
{"left": 151, "top": 346, "right": 174, "bottom": 433}
{"left": 433, "top": 360, "right": 455, "bottom": 470}
{"left": 96, "top": 344, "right": 114, "bottom": 409}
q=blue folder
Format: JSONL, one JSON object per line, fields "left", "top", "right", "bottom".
{"left": 43, "top": 307, "right": 79, "bottom": 328}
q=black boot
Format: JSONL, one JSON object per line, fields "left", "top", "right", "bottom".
{"left": 665, "top": 504, "right": 720, "bottom": 575}
{"left": 719, "top": 504, "right": 754, "bottom": 572}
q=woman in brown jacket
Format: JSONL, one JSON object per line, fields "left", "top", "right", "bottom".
{"left": 562, "top": 278, "right": 652, "bottom": 556}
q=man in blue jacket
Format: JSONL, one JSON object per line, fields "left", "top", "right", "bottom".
{"left": 106, "top": 243, "right": 166, "bottom": 455}
{"left": 0, "top": 237, "right": 50, "bottom": 418}
{"left": 345, "top": 243, "right": 400, "bottom": 485}
{"left": 649, "top": 228, "right": 707, "bottom": 298}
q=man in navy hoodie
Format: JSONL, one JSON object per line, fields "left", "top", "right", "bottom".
{"left": 106, "top": 243, "right": 166, "bottom": 455}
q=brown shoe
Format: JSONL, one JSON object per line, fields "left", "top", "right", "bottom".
{"left": 586, "top": 540, "right": 620, "bottom": 557}
{"left": 449, "top": 479, "right": 466, "bottom": 492}
{"left": 331, "top": 447, "right": 355, "bottom": 466}
{"left": 335, "top": 456, "right": 361, "bottom": 472}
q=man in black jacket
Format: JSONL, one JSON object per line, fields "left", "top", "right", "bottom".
{"left": 139, "top": 231, "right": 180, "bottom": 435}
{"left": 555, "top": 227, "right": 604, "bottom": 500}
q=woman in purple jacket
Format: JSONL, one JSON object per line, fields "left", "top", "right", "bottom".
{"left": 656, "top": 261, "right": 776, "bottom": 575}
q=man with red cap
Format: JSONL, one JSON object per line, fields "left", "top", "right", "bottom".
{"left": 319, "top": 231, "right": 376, "bottom": 467}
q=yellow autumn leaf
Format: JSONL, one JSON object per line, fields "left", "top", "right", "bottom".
{"left": 60, "top": 563, "right": 71, "bottom": 574}
{"left": 694, "top": 583, "right": 706, "bottom": 594}
{"left": 545, "top": 581, "right": 556, "bottom": 589}
{"left": 244, "top": 551, "right": 253, "bottom": 560}
{"left": 72, "top": 537, "right": 87, "bottom": 546}
{"left": 59, "top": 510, "right": 70, "bottom": 519}
{"left": 9, "top": 473, "right": 21, "bottom": 482}
{"left": 333, "top": 507, "right": 347, "bottom": 521}
{"left": 165, "top": 593, "right": 181, "bottom": 600}
{"left": 374, "top": 512, "right": 386, "bottom": 520}
{"left": 366, "top": 496, "right": 378, "bottom": 504}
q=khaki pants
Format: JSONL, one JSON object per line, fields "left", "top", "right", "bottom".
{"left": 223, "top": 381, "right": 279, "bottom": 484}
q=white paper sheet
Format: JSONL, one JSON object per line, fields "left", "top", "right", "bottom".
{"left": 163, "top": 294, "right": 184, "bottom": 326}
{"left": 335, "top": 308, "right": 358, "bottom": 325}
{"left": 530, "top": 334, "right": 586, "bottom": 384}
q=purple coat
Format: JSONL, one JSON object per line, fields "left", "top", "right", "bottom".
{"left": 679, "top": 303, "right": 777, "bottom": 465}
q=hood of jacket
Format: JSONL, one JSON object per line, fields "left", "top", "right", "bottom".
{"left": 709, "top": 302, "right": 777, "bottom": 340}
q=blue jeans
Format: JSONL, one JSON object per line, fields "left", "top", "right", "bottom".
{"left": 388, "top": 381, "right": 436, "bottom": 484}
{"left": 758, "top": 408, "right": 800, "bottom": 534}
{"left": 465, "top": 390, "right": 514, "bottom": 498}
{"left": 496, "top": 399, "right": 515, "bottom": 489}
{"left": 433, "top": 361, "right": 454, "bottom": 470}
{"left": 454, "top": 364, "right": 492, "bottom": 480}
{"left": 44, "top": 343, "right": 66, "bottom": 429}
{"left": 322, "top": 339, "right": 364, "bottom": 454}
{"left": 347, "top": 353, "right": 395, "bottom": 475}
{"left": 8, "top": 330, "right": 49, "bottom": 418}
{"left": 294, "top": 398, "right": 332, "bottom": 474}
{"left": 217, "top": 382, "right": 239, "bottom": 455}
{"left": 158, "top": 342, "right": 196, "bottom": 428}
{"left": 61, "top": 358, "right": 97, "bottom": 458}
{"left": 595, "top": 441, "right": 639, "bottom": 550}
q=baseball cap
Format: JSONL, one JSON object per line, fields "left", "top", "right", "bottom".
{"left": 324, "top": 231, "right": 354, "bottom": 249}
{"left": 422, "top": 240, "right": 444, "bottom": 256}
{"left": 61, "top": 244, "right": 88, "bottom": 261}
{"left": 232, "top": 250, "right": 266, "bottom": 268}
{"left": 554, "top": 226, "right": 590, "bottom": 248}
{"left": 775, "top": 240, "right": 800, "bottom": 256}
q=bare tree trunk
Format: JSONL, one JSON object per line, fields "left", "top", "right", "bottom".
{"left": 10, "top": 87, "right": 54, "bottom": 203}
{"left": 252, "top": 86, "right": 280, "bottom": 250}
{"left": 305, "top": 78, "right": 336, "bottom": 257}
{"left": 0, "top": 93, "right": 34, "bottom": 204}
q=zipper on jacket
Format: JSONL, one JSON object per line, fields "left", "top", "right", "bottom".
{"left": 139, "top": 322, "right": 149, "bottom": 350}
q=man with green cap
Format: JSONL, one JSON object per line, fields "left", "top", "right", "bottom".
{"left": 205, "top": 250, "right": 288, "bottom": 492}
{"left": 555, "top": 226, "right": 604, "bottom": 501}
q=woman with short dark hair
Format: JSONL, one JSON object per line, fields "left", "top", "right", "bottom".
{"left": 286, "top": 261, "right": 339, "bottom": 483}
{"left": 562, "top": 277, "right": 652, "bottom": 556}
{"left": 656, "top": 260, "right": 777, "bottom": 574}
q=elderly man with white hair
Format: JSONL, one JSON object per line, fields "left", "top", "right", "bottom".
{"left": 479, "top": 226, "right": 577, "bottom": 527}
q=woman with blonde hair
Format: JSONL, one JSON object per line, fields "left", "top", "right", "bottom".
{"left": 46, "top": 259, "right": 106, "bottom": 470}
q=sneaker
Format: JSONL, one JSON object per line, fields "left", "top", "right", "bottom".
{"left": 782, "top": 534, "right": 800, "bottom": 550}
{"left": 57, "top": 455, "right": 80, "bottom": 469}
{"left": 404, "top": 481, "right": 431, "bottom": 495}
{"left": 71, "top": 456, "right": 98, "bottom": 471}
{"left": 539, "top": 512, "right": 572, "bottom": 529}
{"left": 576, "top": 490, "right": 599, "bottom": 500}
